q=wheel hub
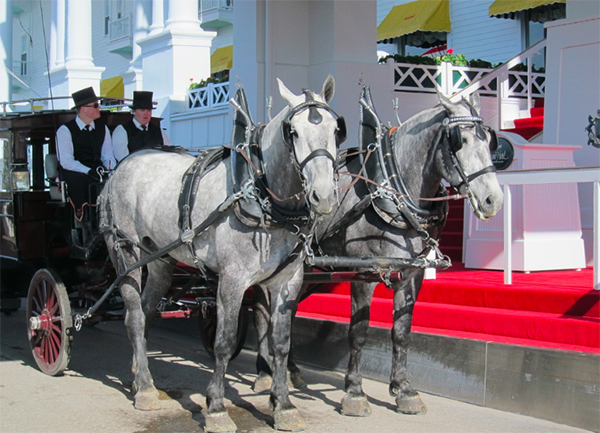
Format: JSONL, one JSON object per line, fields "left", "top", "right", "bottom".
{"left": 29, "top": 313, "right": 51, "bottom": 331}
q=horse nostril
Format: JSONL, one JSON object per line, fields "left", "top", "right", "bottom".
{"left": 310, "top": 190, "right": 320, "bottom": 205}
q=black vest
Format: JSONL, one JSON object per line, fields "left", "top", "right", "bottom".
{"left": 123, "top": 120, "right": 164, "bottom": 154}
{"left": 65, "top": 119, "right": 105, "bottom": 169}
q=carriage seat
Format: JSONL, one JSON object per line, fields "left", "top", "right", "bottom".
{"left": 45, "top": 154, "right": 64, "bottom": 201}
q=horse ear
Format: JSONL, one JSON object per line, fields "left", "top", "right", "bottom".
{"left": 321, "top": 74, "right": 335, "bottom": 103}
{"left": 469, "top": 92, "right": 481, "bottom": 112}
{"left": 277, "top": 77, "right": 298, "bottom": 107}
{"left": 437, "top": 90, "right": 453, "bottom": 112}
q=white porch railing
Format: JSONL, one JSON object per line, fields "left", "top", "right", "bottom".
{"left": 200, "top": 0, "right": 233, "bottom": 13}
{"left": 497, "top": 166, "right": 600, "bottom": 289}
{"left": 109, "top": 15, "right": 131, "bottom": 42}
{"left": 187, "top": 82, "right": 230, "bottom": 110}
{"left": 391, "top": 39, "right": 547, "bottom": 128}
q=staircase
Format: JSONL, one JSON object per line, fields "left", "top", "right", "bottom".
{"left": 297, "top": 265, "right": 599, "bottom": 353}
{"left": 501, "top": 98, "right": 545, "bottom": 140}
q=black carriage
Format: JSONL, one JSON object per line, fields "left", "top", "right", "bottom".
{"left": 0, "top": 102, "right": 245, "bottom": 376}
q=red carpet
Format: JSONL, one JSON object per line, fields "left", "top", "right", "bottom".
{"left": 297, "top": 264, "right": 599, "bottom": 353}
{"left": 501, "top": 105, "right": 544, "bottom": 140}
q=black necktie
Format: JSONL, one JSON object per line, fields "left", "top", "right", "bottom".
{"left": 141, "top": 125, "right": 148, "bottom": 146}
{"left": 84, "top": 125, "right": 90, "bottom": 131}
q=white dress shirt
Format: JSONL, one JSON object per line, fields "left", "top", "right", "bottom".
{"left": 56, "top": 116, "right": 116, "bottom": 173}
{"left": 112, "top": 118, "right": 172, "bottom": 163}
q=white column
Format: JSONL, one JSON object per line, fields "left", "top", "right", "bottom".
{"left": 124, "top": 0, "right": 152, "bottom": 94}
{"left": 65, "top": 0, "right": 94, "bottom": 67}
{"left": 138, "top": 0, "right": 215, "bottom": 132}
{"left": 165, "top": 0, "right": 201, "bottom": 30}
{"left": 48, "top": 0, "right": 104, "bottom": 108}
{"left": 0, "top": 0, "right": 12, "bottom": 104}
{"left": 50, "top": 0, "right": 65, "bottom": 69}
{"left": 149, "top": 0, "right": 165, "bottom": 35}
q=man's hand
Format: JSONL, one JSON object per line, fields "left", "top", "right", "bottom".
{"left": 87, "top": 167, "right": 102, "bottom": 182}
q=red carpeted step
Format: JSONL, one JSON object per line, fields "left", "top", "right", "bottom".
{"left": 411, "top": 302, "right": 600, "bottom": 350}
{"left": 530, "top": 106, "right": 544, "bottom": 117}
{"left": 514, "top": 116, "right": 544, "bottom": 129}
{"left": 501, "top": 127, "right": 541, "bottom": 140}
{"left": 296, "top": 293, "right": 600, "bottom": 351}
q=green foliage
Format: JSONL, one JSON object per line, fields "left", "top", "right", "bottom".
{"left": 467, "top": 58, "right": 495, "bottom": 68}
{"left": 435, "top": 49, "right": 468, "bottom": 66}
{"left": 379, "top": 54, "right": 437, "bottom": 65}
{"left": 380, "top": 49, "right": 501, "bottom": 69}
{"left": 189, "top": 74, "right": 230, "bottom": 90}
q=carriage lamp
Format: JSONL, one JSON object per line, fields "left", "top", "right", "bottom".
{"left": 11, "top": 159, "right": 30, "bottom": 191}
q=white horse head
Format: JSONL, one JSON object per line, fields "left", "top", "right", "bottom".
{"left": 437, "top": 92, "right": 503, "bottom": 220}
{"left": 271, "top": 74, "right": 346, "bottom": 215}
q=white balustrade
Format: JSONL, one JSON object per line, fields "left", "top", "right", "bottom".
{"left": 110, "top": 15, "right": 132, "bottom": 42}
{"left": 187, "top": 81, "right": 230, "bottom": 110}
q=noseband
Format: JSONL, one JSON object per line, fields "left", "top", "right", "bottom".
{"left": 442, "top": 115, "right": 497, "bottom": 197}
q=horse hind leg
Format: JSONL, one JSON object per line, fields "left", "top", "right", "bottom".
{"left": 252, "top": 285, "right": 275, "bottom": 393}
{"left": 341, "top": 281, "right": 374, "bottom": 417}
{"left": 141, "top": 258, "right": 174, "bottom": 336}
{"left": 390, "top": 270, "right": 427, "bottom": 415}
{"left": 116, "top": 246, "right": 161, "bottom": 411}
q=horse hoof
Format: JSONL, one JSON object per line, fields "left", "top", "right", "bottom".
{"left": 204, "top": 411, "right": 237, "bottom": 433}
{"left": 288, "top": 371, "right": 307, "bottom": 389}
{"left": 274, "top": 408, "right": 306, "bottom": 431}
{"left": 341, "top": 394, "right": 372, "bottom": 417}
{"left": 396, "top": 394, "right": 427, "bottom": 415}
{"left": 253, "top": 371, "right": 273, "bottom": 394}
{"left": 134, "top": 390, "right": 161, "bottom": 411}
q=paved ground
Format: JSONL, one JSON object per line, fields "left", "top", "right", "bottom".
{"left": 0, "top": 306, "right": 591, "bottom": 433}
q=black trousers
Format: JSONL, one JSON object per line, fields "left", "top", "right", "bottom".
{"left": 61, "top": 169, "right": 97, "bottom": 210}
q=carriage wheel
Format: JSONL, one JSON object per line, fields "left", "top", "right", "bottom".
{"left": 198, "top": 305, "right": 249, "bottom": 361}
{"left": 26, "top": 268, "right": 73, "bottom": 376}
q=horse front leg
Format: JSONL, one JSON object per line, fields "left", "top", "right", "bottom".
{"left": 341, "top": 281, "right": 375, "bottom": 417}
{"left": 253, "top": 286, "right": 306, "bottom": 394}
{"left": 204, "top": 277, "right": 244, "bottom": 433}
{"left": 390, "top": 269, "right": 427, "bottom": 415}
{"left": 269, "top": 269, "right": 306, "bottom": 431}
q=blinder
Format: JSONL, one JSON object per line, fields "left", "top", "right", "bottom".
{"left": 445, "top": 116, "right": 499, "bottom": 153}
{"left": 442, "top": 114, "right": 499, "bottom": 197}
{"left": 336, "top": 116, "right": 347, "bottom": 147}
{"left": 282, "top": 100, "right": 347, "bottom": 149}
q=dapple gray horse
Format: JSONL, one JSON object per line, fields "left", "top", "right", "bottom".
{"left": 99, "top": 75, "right": 343, "bottom": 432}
{"left": 253, "top": 88, "right": 503, "bottom": 417}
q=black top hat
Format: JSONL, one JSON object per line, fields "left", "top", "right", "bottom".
{"left": 129, "top": 91, "right": 155, "bottom": 110}
{"left": 71, "top": 87, "right": 99, "bottom": 109}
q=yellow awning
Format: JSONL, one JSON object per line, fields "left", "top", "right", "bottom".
{"left": 100, "top": 76, "right": 124, "bottom": 99}
{"left": 211, "top": 45, "right": 233, "bottom": 75}
{"left": 377, "top": 0, "right": 451, "bottom": 43}
{"left": 489, "top": 0, "right": 566, "bottom": 20}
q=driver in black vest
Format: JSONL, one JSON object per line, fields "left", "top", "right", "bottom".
{"left": 112, "top": 91, "right": 172, "bottom": 163}
{"left": 56, "top": 86, "right": 116, "bottom": 214}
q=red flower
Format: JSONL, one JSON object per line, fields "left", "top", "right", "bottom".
{"left": 447, "top": 48, "right": 454, "bottom": 54}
